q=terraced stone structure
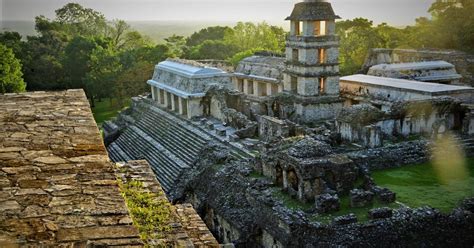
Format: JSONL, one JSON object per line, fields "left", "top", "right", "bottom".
{"left": 0, "top": 90, "right": 142, "bottom": 247}
{"left": 115, "top": 160, "right": 219, "bottom": 247}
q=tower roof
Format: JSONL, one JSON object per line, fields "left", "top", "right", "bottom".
{"left": 286, "top": 0, "right": 341, "bottom": 21}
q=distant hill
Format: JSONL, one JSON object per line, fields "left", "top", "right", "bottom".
{"left": 2, "top": 21, "right": 37, "bottom": 38}
{"left": 129, "top": 21, "right": 238, "bottom": 43}
{"left": 1, "top": 20, "right": 238, "bottom": 43}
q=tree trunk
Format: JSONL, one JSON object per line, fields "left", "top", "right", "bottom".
{"left": 90, "top": 96, "right": 96, "bottom": 108}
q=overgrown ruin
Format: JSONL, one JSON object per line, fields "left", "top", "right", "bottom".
{"left": 1, "top": 0, "right": 473, "bottom": 247}
{"left": 102, "top": 0, "right": 474, "bottom": 247}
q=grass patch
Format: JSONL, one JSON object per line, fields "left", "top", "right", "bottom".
{"left": 272, "top": 188, "right": 313, "bottom": 211}
{"left": 118, "top": 180, "right": 172, "bottom": 241}
{"left": 312, "top": 195, "right": 402, "bottom": 224}
{"left": 372, "top": 159, "right": 474, "bottom": 212}
{"left": 249, "top": 171, "right": 266, "bottom": 179}
{"left": 91, "top": 98, "right": 130, "bottom": 125}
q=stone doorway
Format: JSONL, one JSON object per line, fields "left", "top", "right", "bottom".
{"left": 287, "top": 168, "right": 299, "bottom": 192}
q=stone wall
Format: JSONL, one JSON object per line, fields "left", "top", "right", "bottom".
{"left": 0, "top": 90, "right": 142, "bottom": 247}
{"left": 115, "top": 160, "right": 220, "bottom": 247}
{"left": 257, "top": 116, "right": 291, "bottom": 141}
{"left": 345, "top": 140, "right": 430, "bottom": 170}
{"left": 171, "top": 144, "right": 474, "bottom": 247}
{"left": 152, "top": 67, "right": 233, "bottom": 94}
{"left": 362, "top": 48, "right": 474, "bottom": 86}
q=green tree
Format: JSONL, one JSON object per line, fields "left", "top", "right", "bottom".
{"left": 55, "top": 3, "right": 107, "bottom": 37}
{"left": 0, "top": 44, "right": 26, "bottom": 93}
{"left": 85, "top": 46, "right": 122, "bottom": 102}
{"left": 107, "top": 20, "right": 153, "bottom": 51}
{"left": 186, "top": 26, "right": 232, "bottom": 47}
{"left": 224, "top": 22, "right": 286, "bottom": 53}
{"left": 63, "top": 36, "right": 110, "bottom": 99}
{"left": 0, "top": 32, "right": 24, "bottom": 57}
{"left": 189, "top": 40, "right": 239, "bottom": 60}
{"left": 164, "top": 35, "right": 187, "bottom": 57}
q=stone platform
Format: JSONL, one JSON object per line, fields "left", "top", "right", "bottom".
{"left": 0, "top": 90, "right": 142, "bottom": 247}
{"left": 115, "top": 160, "right": 220, "bottom": 247}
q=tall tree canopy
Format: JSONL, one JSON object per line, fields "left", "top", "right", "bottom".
{"left": 0, "top": 44, "right": 26, "bottom": 94}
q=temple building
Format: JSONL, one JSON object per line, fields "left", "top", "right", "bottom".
{"left": 367, "top": 61, "right": 463, "bottom": 85}
{"left": 102, "top": 0, "right": 474, "bottom": 246}
{"left": 148, "top": 59, "right": 232, "bottom": 119}
{"left": 282, "top": 0, "right": 343, "bottom": 122}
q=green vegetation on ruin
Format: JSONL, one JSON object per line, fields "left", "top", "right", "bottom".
{"left": 118, "top": 180, "right": 172, "bottom": 241}
{"left": 372, "top": 158, "right": 474, "bottom": 213}
{"left": 272, "top": 188, "right": 313, "bottom": 211}
{"left": 271, "top": 158, "right": 474, "bottom": 224}
{"left": 91, "top": 98, "right": 130, "bottom": 125}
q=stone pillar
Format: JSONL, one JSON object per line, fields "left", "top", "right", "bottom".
{"left": 172, "top": 95, "right": 179, "bottom": 112}
{"left": 282, "top": 170, "right": 288, "bottom": 190}
{"left": 233, "top": 78, "right": 239, "bottom": 91}
{"left": 160, "top": 89, "right": 165, "bottom": 105}
{"left": 266, "top": 83, "right": 273, "bottom": 96}
{"left": 166, "top": 92, "right": 172, "bottom": 109}
{"left": 290, "top": 21, "right": 297, "bottom": 36}
{"left": 151, "top": 86, "right": 156, "bottom": 101}
{"left": 178, "top": 97, "right": 185, "bottom": 115}
{"left": 327, "top": 20, "right": 336, "bottom": 35}
{"left": 303, "top": 21, "right": 314, "bottom": 36}
{"left": 298, "top": 77, "right": 319, "bottom": 96}
{"left": 253, "top": 80, "right": 260, "bottom": 96}
{"left": 156, "top": 88, "right": 162, "bottom": 105}
{"left": 243, "top": 79, "right": 249, "bottom": 95}
{"left": 163, "top": 91, "right": 169, "bottom": 108}
{"left": 187, "top": 98, "right": 203, "bottom": 119}
{"left": 278, "top": 84, "right": 283, "bottom": 93}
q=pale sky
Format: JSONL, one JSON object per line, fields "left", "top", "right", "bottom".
{"left": 1, "top": 0, "right": 435, "bottom": 26}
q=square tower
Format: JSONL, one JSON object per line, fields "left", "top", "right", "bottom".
{"left": 282, "top": 0, "right": 343, "bottom": 122}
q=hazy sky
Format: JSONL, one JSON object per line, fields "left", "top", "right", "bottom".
{"left": 1, "top": 0, "right": 435, "bottom": 26}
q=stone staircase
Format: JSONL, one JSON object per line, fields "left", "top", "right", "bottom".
{"left": 107, "top": 101, "right": 251, "bottom": 193}
{"left": 454, "top": 135, "right": 474, "bottom": 156}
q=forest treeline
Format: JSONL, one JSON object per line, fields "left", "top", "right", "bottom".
{"left": 0, "top": 0, "right": 473, "bottom": 105}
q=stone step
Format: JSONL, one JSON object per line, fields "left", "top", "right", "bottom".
{"left": 142, "top": 116, "right": 207, "bottom": 155}
{"left": 111, "top": 128, "right": 183, "bottom": 191}
{"left": 143, "top": 110, "right": 209, "bottom": 146}
{"left": 137, "top": 115, "right": 204, "bottom": 163}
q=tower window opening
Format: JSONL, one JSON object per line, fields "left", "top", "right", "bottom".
{"left": 318, "top": 49, "right": 326, "bottom": 64}
{"left": 290, "top": 76, "right": 298, "bottom": 93}
{"left": 294, "top": 21, "right": 303, "bottom": 36}
{"left": 248, "top": 80, "right": 254, "bottom": 95}
{"left": 314, "top": 21, "right": 327, "bottom": 36}
{"left": 237, "top": 78, "right": 244, "bottom": 92}
{"left": 319, "top": 77, "right": 326, "bottom": 94}
{"left": 292, "top": 49, "right": 299, "bottom": 62}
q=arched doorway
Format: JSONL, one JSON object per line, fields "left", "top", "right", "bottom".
{"left": 275, "top": 164, "right": 283, "bottom": 187}
{"left": 287, "top": 168, "right": 299, "bottom": 192}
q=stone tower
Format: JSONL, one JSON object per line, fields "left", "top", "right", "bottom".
{"left": 283, "top": 0, "right": 343, "bottom": 122}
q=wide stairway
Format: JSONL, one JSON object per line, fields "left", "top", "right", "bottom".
{"left": 107, "top": 103, "right": 249, "bottom": 193}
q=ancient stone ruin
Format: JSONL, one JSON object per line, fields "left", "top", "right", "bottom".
{"left": 2, "top": 0, "right": 474, "bottom": 247}
{"left": 102, "top": 0, "right": 474, "bottom": 247}
{"left": 0, "top": 90, "right": 219, "bottom": 247}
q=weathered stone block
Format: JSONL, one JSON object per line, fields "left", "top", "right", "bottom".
{"left": 206, "top": 122, "right": 215, "bottom": 130}
{"left": 229, "top": 135, "right": 240, "bottom": 142}
{"left": 350, "top": 189, "right": 374, "bottom": 208}
{"left": 368, "top": 207, "right": 393, "bottom": 219}
{"left": 375, "top": 187, "right": 396, "bottom": 204}
{"left": 216, "top": 128, "right": 227, "bottom": 136}
{"left": 315, "top": 193, "right": 340, "bottom": 213}
{"left": 333, "top": 214, "right": 358, "bottom": 225}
